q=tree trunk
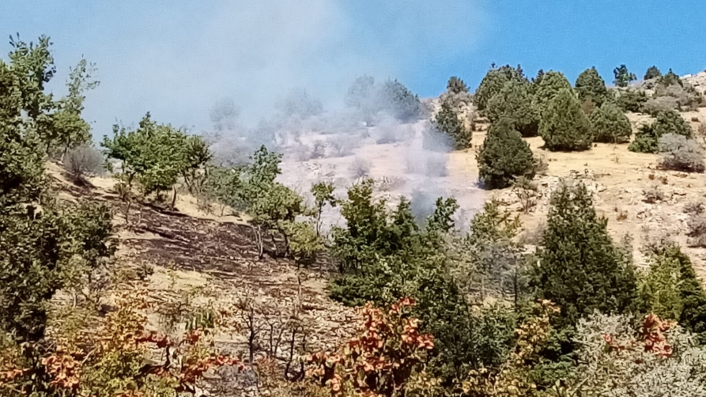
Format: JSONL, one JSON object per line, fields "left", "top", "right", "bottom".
{"left": 254, "top": 225, "right": 264, "bottom": 260}
{"left": 171, "top": 186, "right": 178, "bottom": 209}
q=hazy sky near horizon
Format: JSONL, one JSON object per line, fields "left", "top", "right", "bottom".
{"left": 1, "top": 1, "right": 705, "bottom": 136}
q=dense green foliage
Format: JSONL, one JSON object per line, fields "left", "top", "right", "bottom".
{"left": 638, "top": 243, "right": 706, "bottom": 341}
{"left": 629, "top": 109, "right": 693, "bottom": 153}
{"left": 589, "top": 102, "right": 633, "bottom": 143}
{"left": 433, "top": 98, "right": 472, "bottom": 149}
{"left": 532, "top": 70, "right": 572, "bottom": 113}
{"left": 575, "top": 67, "right": 609, "bottom": 107}
{"left": 486, "top": 80, "right": 540, "bottom": 137}
{"left": 477, "top": 118, "right": 535, "bottom": 189}
{"left": 532, "top": 182, "right": 638, "bottom": 329}
{"left": 615, "top": 88, "right": 648, "bottom": 112}
{"left": 329, "top": 181, "right": 517, "bottom": 383}
{"left": 613, "top": 64, "right": 637, "bottom": 87}
{"left": 644, "top": 65, "right": 662, "bottom": 80}
{"left": 539, "top": 88, "right": 594, "bottom": 151}
{"left": 475, "top": 64, "right": 527, "bottom": 111}
{"left": 447, "top": 75, "right": 469, "bottom": 94}
{"left": 658, "top": 68, "right": 682, "bottom": 87}
{"left": 102, "top": 113, "right": 211, "bottom": 201}
{"left": 0, "top": 35, "right": 114, "bottom": 345}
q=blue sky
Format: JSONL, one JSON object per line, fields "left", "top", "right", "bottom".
{"left": 1, "top": 1, "right": 705, "bottom": 135}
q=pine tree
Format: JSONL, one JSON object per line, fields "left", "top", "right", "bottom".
{"left": 475, "top": 64, "right": 527, "bottom": 111}
{"left": 644, "top": 66, "right": 662, "bottom": 80}
{"left": 613, "top": 64, "right": 637, "bottom": 87}
{"left": 639, "top": 243, "right": 706, "bottom": 342}
{"left": 447, "top": 76, "right": 469, "bottom": 94}
{"left": 539, "top": 88, "right": 594, "bottom": 151}
{"left": 532, "top": 182, "right": 638, "bottom": 328}
{"left": 433, "top": 99, "right": 471, "bottom": 149}
{"left": 589, "top": 102, "right": 632, "bottom": 143}
{"left": 477, "top": 117, "right": 535, "bottom": 189}
{"left": 486, "top": 81, "right": 540, "bottom": 137}
{"left": 575, "top": 67, "right": 609, "bottom": 108}
{"left": 533, "top": 71, "right": 572, "bottom": 113}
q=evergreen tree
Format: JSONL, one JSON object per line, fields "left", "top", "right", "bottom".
{"left": 644, "top": 65, "right": 662, "bottom": 80}
{"left": 658, "top": 68, "right": 682, "bottom": 87}
{"left": 433, "top": 98, "right": 472, "bottom": 149}
{"left": 486, "top": 80, "right": 540, "bottom": 137}
{"left": 531, "top": 182, "right": 638, "bottom": 328}
{"left": 533, "top": 71, "right": 572, "bottom": 113}
{"left": 447, "top": 76, "right": 469, "bottom": 94}
{"left": 539, "top": 88, "right": 594, "bottom": 151}
{"left": 589, "top": 102, "right": 632, "bottom": 143}
{"left": 475, "top": 64, "right": 527, "bottom": 111}
{"left": 613, "top": 64, "right": 637, "bottom": 87}
{"left": 639, "top": 243, "right": 706, "bottom": 342}
{"left": 477, "top": 117, "right": 535, "bottom": 189}
{"left": 575, "top": 67, "right": 609, "bottom": 107}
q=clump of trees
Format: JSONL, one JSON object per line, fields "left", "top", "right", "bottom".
{"left": 629, "top": 109, "right": 693, "bottom": 153}
{"left": 486, "top": 80, "right": 540, "bottom": 137}
{"left": 539, "top": 88, "right": 594, "bottom": 151}
{"left": 477, "top": 117, "right": 536, "bottom": 189}
{"left": 475, "top": 64, "right": 527, "bottom": 111}
{"left": 344, "top": 75, "right": 424, "bottom": 124}
{"left": 102, "top": 113, "right": 212, "bottom": 218}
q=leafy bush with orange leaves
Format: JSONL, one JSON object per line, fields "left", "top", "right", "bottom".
{"left": 0, "top": 287, "right": 244, "bottom": 397}
{"left": 309, "top": 297, "right": 439, "bottom": 397}
{"left": 570, "top": 311, "right": 706, "bottom": 397}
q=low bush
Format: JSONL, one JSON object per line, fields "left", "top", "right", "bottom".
{"left": 658, "top": 134, "right": 704, "bottom": 172}
{"left": 643, "top": 96, "right": 679, "bottom": 115}
{"left": 615, "top": 89, "right": 648, "bottom": 113}
{"left": 63, "top": 145, "right": 105, "bottom": 184}
{"left": 349, "top": 157, "right": 371, "bottom": 178}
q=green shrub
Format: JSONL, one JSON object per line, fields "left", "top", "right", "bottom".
{"left": 330, "top": 186, "right": 510, "bottom": 382}
{"left": 629, "top": 124, "right": 660, "bottom": 153}
{"left": 475, "top": 64, "right": 527, "bottom": 111}
{"left": 644, "top": 65, "right": 662, "bottom": 80}
{"left": 477, "top": 117, "right": 536, "bottom": 189}
{"left": 433, "top": 98, "right": 472, "bottom": 149}
{"left": 658, "top": 68, "right": 682, "bottom": 87}
{"left": 630, "top": 109, "right": 694, "bottom": 154}
{"left": 533, "top": 71, "right": 572, "bottom": 113}
{"left": 486, "top": 81, "right": 540, "bottom": 137}
{"left": 539, "top": 88, "right": 593, "bottom": 151}
{"left": 531, "top": 182, "right": 638, "bottom": 329}
{"left": 575, "top": 67, "right": 609, "bottom": 107}
{"left": 613, "top": 64, "right": 637, "bottom": 87}
{"left": 615, "top": 89, "right": 648, "bottom": 112}
{"left": 589, "top": 102, "right": 632, "bottom": 143}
